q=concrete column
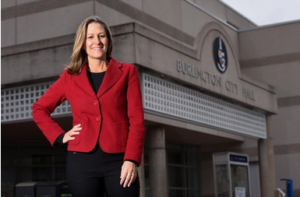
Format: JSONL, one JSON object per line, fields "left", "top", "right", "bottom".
{"left": 138, "top": 153, "right": 145, "bottom": 197}
{"left": 148, "top": 127, "right": 168, "bottom": 197}
{"left": 258, "top": 115, "right": 276, "bottom": 197}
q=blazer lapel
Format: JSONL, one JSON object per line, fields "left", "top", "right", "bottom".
{"left": 74, "top": 63, "right": 96, "bottom": 98}
{"left": 97, "top": 58, "right": 123, "bottom": 98}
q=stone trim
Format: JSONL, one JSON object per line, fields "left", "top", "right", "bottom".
{"left": 274, "top": 143, "right": 300, "bottom": 155}
{"left": 240, "top": 52, "right": 300, "bottom": 69}
{"left": 278, "top": 95, "right": 300, "bottom": 108}
{"left": 1, "top": 34, "right": 75, "bottom": 57}
{"left": 201, "top": 143, "right": 300, "bottom": 161}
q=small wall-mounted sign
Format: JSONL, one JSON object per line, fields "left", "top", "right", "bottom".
{"left": 213, "top": 37, "right": 228, "bottom": 73}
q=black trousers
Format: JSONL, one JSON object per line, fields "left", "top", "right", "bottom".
{"left": 66, "top": 143, "right": 140, "bottom": 197}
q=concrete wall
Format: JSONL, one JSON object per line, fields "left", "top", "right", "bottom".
{"left": 2, "top": 1, "right": 95, "bottom": 47}
{"left": 1, "top": 0, "right": 255, "bottom": 48}
{"left": 239, "top": 22, "right": 300, "bottom": 195}
{"left": 192, "top": 0, "right": 256, "bottom": 29}
{"left": 1, "top": 0, "right": 40, "bottom": 9}
{"left": 1, "top": 0, "right": 136, "bottom": 48}
{"left": 1, "top": 45, "right": 73, "bottom": 84}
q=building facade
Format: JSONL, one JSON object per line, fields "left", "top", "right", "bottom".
{"left": 2, "top": 0, "right": 299, "bottom": 197}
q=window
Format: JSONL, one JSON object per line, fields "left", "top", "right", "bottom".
{"left": 143, "top": 141, "right": 202, "bottom": 197}
{"left": 167, "top": 143, "right": 201, "bottom": 197}
{"left": 31, "top": 154, "right": 66, "bottom": 181}
{"left": 1, "top": 142, "right": 67, "bottom": 196}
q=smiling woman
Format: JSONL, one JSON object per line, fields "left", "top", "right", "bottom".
{"left": 85, "top": 23, "right": 108, "bottom": 64}
{"left": 66, "top": 16, "right": 113, "bottom": 75}
{"left": 32, "top": 16, "right": 145, "bottom": 197}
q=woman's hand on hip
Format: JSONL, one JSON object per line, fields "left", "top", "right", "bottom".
{"left": 63, "top": 124, "right": 81, "bottom": 143}
{"left": 120, "top": 161, "right": 137, "bottom": 188}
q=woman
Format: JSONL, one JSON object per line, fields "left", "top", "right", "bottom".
{"left": 32, "top": 16, "right": 145, "bottom": 197}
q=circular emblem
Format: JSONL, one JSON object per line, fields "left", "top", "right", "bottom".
{"left": 213, "top": 37, "right": 228, "bottom": 73}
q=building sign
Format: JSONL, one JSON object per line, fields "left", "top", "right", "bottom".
{"left": 176, "top": 59, "right": 255, "bottom": 101}
{"left": 235, "top": 187, "right": 246, "bottom": 197}
{"left": 176, "top": 59, "right": 221, "bottom": 88}
{"left": 213, "top": 37, "right": 228, "bottom": 73}
{"left": 229, "top": 154, "right": 248, "bottom": 163}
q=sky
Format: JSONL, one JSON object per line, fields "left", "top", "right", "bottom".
{"left": 220, "top": 0, "right": 300, "bottom": 26}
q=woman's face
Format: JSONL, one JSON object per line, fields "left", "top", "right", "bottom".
{"left": 85, "top": 22, "right": 109, "bottom": 61}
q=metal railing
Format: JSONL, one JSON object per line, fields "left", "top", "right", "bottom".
{"left": 277, "top": 188, "right": 286, "bottom": 197}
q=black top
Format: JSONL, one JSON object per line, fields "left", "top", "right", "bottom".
{"left": 86, "top": 70, "right": 106, "bottom": 94}
{"left": 55, "top": 70, "right": 138, "bottom": 165}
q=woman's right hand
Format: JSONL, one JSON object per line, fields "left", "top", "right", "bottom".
{"left": 63, "top": 124, "right": 82, "bottom": 143}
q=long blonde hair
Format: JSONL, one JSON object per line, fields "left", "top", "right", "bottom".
{"left": 66, "top": 16, "right": 113, "bottom": 75}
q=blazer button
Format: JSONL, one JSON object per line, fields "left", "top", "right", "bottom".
{"left": 93, "top": 100, "right": 98, "bottom": 105}
{"left": 96, "top": 117, "right": 101, "bottom": 121}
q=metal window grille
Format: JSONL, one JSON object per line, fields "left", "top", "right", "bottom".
{"left": 1, "top": 82, "right": 71, "bottom": 123}
{"left": 142, "top": 73, "right": 267, "bottom": 139}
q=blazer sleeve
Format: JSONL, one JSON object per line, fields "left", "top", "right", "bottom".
{"left": 32, "top": 70, "right": 68, "bottom": 147}
{"left": 124, "top": 65, "right": 145, "bottom": 166}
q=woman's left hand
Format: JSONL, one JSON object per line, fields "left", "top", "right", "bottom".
{"left": 120, "top": 161, "right": 137, "bottom": 188}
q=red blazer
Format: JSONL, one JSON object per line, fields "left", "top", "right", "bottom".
{"left": 32, "top": 58, "right": 145, "bottom": 165}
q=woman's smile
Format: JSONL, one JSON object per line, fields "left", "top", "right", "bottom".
{"left": 85, "top": 22, "right": 108, "bottom": 61}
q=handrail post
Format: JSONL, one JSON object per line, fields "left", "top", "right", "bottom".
{"left": 280, "top": 178, "right": 293, "bottom": 197}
